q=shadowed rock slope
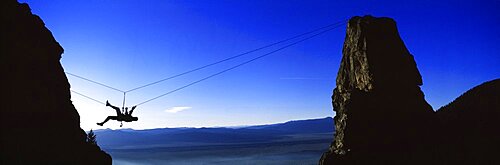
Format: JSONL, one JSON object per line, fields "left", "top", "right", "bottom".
{"left": 320, "top": 15, "right": 499, "bottom": 165}
{"left": 436, "top": 79, "right": 500, "bottom": 165}
{"left": 1, "top": 1, "right": 111, "bottom": 164}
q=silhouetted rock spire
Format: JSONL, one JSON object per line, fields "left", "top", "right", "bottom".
{"left": 320, "top": 16, "right": 435, "bottom": 164}
{"left": 320, "top": 15, "right": 500, "bottom": 165}
{"left": 1, "top": 1, "right": 111, "bottom": 164}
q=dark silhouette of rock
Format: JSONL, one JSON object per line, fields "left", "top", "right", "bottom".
{"left": 320, "top": 15, "right": 500, "bottom": 165}
{"left": 319, "top": 16, "right": 436, "bottom": 165}
{"left": 436, "top": 79, "right": 500, "bottom": 165}
{"left": 1, "top": 0, "right": 111, "bottom": 164}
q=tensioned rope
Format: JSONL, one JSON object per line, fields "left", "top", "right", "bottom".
{"left": 123, "top": 19, "right": 347, "bottom": 93}
{"left": 70, "top": 89, "right": 106, "bottom": 105}
{"left": 133, "top": 22, "right": 346, "bottom": 106}
{"left": 68, "top": 19, "right": 347, "bottom": 107}
{"left": 65, "top": 19, "right": 347, "bottom": 95}
{"left": 65, "top": 72, "right": 125, "bottom": 93}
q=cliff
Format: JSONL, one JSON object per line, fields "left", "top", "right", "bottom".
{"left": 320, "top": 15, "right": 500, "bottom": 165}
{"left": 1, "top": 1, "right": 111, "bottom": 164}
{"left": 319, "top": 16, "right": 436, "bottom": 164}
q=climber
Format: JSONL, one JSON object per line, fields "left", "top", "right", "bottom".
{"left": 97, "top": 100, "right": 138, "bottom": 126}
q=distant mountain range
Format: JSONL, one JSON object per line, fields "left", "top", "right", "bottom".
{"left": 94, "top": 117, "right": 334, "bottom": 149}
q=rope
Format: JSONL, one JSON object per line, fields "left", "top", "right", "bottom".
{"left": 66, "top": 19, "right": 347, "bottom": 107}
{"left": 70, "top": 89, "right": 106, "bottom": 105}
{"left": 122, "top": 93, "right": 126, "bottom": 109}
{"left": 66, "top": 72, "right": 125, "bottom": 93}
{"left": 134, "top": 22, "right": 346, "bottom": 106}
{"left": 123, "top": 19, "right": 347, "bottom": 93}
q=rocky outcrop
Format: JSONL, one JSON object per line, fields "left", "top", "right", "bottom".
{"left": 320, "top": 16, "right": 436, "bottom": 164}
{"left": 436, "top": 79, "right": 500, "bottom": 165}
{"left": 1, "top": 1, "right": 111, "bottom": 164}
{"left": 320, "top": 15, "right": 500, "bottom": 165}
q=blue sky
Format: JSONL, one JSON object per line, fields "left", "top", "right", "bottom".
{"left": 20, "top": 0, "right": 499, "bottom": 130}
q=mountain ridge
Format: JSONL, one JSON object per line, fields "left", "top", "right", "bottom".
{"left": 93, "top": 117, "right": 334, "bottom": 149}
{"left": 93, "top": 117, "right": 333, "bottom": 132}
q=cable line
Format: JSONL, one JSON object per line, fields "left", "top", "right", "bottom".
{"left": 70, "top": 89, "right": 106, "bottom": 105}
{"left": 124, "top": 19, "right": 347, "bottom": 93}
{"left": 134, "top": 22, "right": 346, "bottom": 106}
{"left": 65, "top": 19, "right": 346, "bottom": 94}
{"left": 66, "top": 72, "right": 125, "bottom": 93}
{"left": 65, "top": 19, "right": 347, "bottom": 108}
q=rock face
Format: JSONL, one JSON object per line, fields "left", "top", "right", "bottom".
{"left": 320, "top": 16, "right": 436, "bottom": 164}
{"left": 320, "top": 15, "right": 500, "bottom": 165}
{"left": 1, "top": 1, "right": 111, "bottom": 164}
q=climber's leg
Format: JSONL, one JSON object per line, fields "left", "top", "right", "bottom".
{"left": 106, "top": 101, "right": 122, "bottom": 116}
{"left": 97, "top": 116, "right": 118, "bottom": 126}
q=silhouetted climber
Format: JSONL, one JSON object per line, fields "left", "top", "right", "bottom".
{"left": 97, "top": 101, "right": 138, "bottom": 126}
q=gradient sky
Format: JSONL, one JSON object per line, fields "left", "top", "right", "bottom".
{"left": 20, "top": 0, "right": 499, "bottom": 131}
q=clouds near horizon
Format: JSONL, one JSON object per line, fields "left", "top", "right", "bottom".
{"left": 165, "top": 106, "right": 192, "bottom": 113}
